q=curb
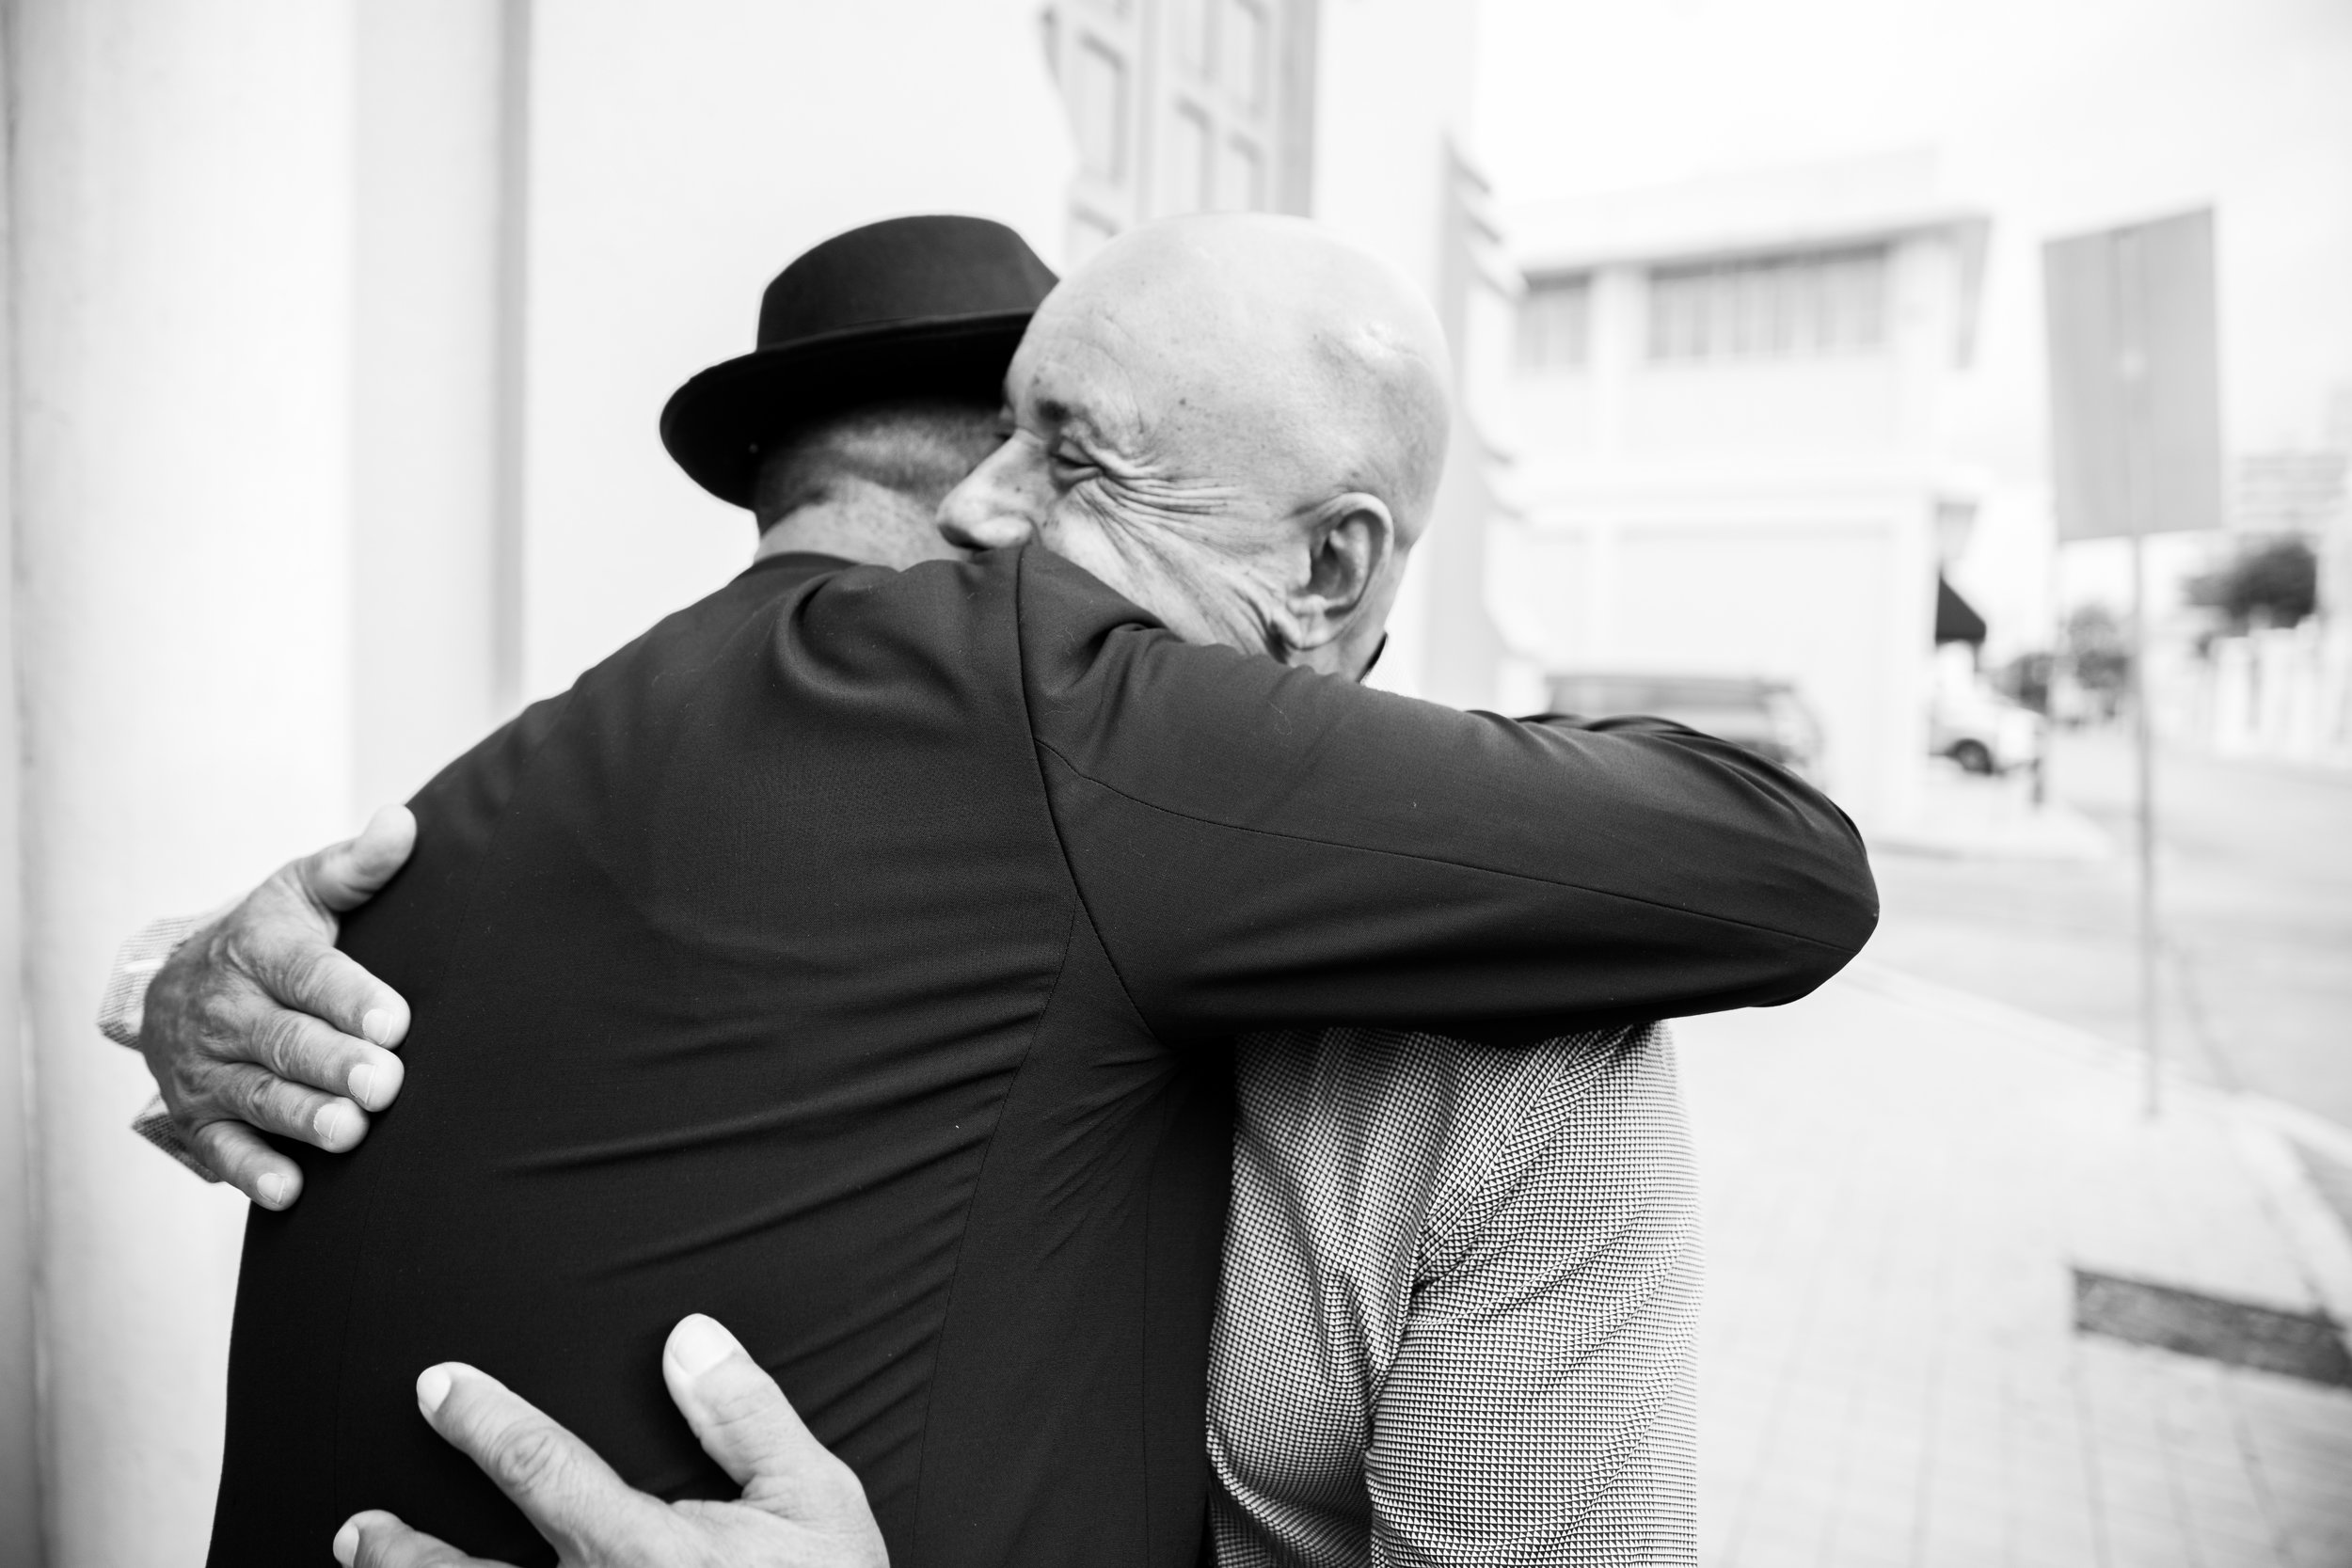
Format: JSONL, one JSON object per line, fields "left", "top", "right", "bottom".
{"left": 1841, "top": 959, "right": 2352, "bottom": 1332}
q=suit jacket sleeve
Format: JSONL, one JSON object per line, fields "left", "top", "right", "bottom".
{"left": 1013, "top": 547, "right": 1878, "bottom": 1041}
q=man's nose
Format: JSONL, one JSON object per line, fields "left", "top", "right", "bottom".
{"left": 936, "top": 443, "right": 1042, "bottom": 551}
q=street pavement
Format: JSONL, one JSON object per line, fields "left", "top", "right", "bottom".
{"left": 1677, "top": 963, "right": 2352, "bottom": 1568}
{"left": 1866, "top": 728, "right": 2352, "bottom": 1132}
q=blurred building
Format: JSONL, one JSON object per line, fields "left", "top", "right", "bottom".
{"left": 1489, "top": 153, "right": 1991, "bottom": 826}
{"left": 2232, "top": 450, "right": 2349, "bottom": 536}
{"left": 2193, "top": 388, "right": 2352, "bottom": 764}
{"left": 0, "top": 1, "right": 1484, "bottom": 1559}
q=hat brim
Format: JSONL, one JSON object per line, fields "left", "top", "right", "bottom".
{"left": 660, "top": 310, "right": 1033, "bottom": 509}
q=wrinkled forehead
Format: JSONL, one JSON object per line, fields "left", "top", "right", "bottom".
{"left": 1010, "top": 253, "right": 1295, "bottom": 440}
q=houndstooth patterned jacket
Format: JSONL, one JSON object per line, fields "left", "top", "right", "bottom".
{"left": 97, "top": 914, "right": 215, "bottom": 1179}
{"left": 1212, "top": 1022, "right": 1701, "bottom": 1567}
{"left": 103, "top": 922, "right": 1700, "bottom": 1565}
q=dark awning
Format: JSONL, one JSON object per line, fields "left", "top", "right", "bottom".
{"left": 1935, "top": 575, "right": 1988, "bottom": 645}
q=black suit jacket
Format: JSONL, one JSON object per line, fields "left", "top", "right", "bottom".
{"left": 209, "top": 546, "right": 1875, "bottom": 1567}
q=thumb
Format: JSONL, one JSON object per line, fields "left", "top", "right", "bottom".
{"left": 661, "top": 1315, "right": 870, "bottom": 1524}
{"left": 301, "top": 806, "right": 419, "bottom": 912}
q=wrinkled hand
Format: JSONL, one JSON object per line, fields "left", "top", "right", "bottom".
{"left": 137, "top": 806, "right": 418, "bottom": 1208}
{"left": 335, "top": 1314, "right": 887, "bottom": 1568}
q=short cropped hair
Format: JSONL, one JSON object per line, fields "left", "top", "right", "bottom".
{"left": 752, "top": 397, "right": 1002, "bottom": 526}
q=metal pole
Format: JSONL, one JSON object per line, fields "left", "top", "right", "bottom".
{"left": 2129, "top": 525, "right": 2161, "bottom": 1116}
{"left": 2116, "top": 230, "right": 2163, "bottom": 1117}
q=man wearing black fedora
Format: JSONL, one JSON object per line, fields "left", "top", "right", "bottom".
{"left": 661, "top": 213, "right": 1057, "bottom": 570}
{"left": 111, "top": 214, "right": 1874, "bottom": 1567}
{"left": 112, "top": 212, "right": 1061, "bottom": 1207}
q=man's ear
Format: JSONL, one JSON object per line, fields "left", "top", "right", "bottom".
{"left": 1285, "top": 493, "right": 1393, "bottom": 653}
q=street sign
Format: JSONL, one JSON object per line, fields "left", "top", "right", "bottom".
{"left": 2043, "top": 210, "right": 2224, "bottom": 542}
{"left": 2040, "top": 207, "right": 2226, "bottom": 1117}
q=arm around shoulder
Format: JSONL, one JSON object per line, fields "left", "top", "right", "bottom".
{"left": 1016, "top": 547, "right": 1875, "bottom": 1039}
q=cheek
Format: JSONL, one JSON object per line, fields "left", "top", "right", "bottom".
{"left": 1041, "top": 497, "right": 1262, "bottom": 646}
{"left": 1037, "top": 494, "right": 1144, "bottom": 595}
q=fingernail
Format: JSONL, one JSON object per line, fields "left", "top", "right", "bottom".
{"left": 332, "top": 1520, "right": 359, "bottom": 1567}
{"left": 348, "top": 1064, "right": 377, "bottom": 1106}
{"left": 314, "top": 1102, "right": 357, "bottom": 1146}
{"left": 361, "top": 1008, "right": 396, "bottom": 1047}
{"left": 417, "top": 1365, "right": 453, "bottom": 1418}
{"left": 258, "top": 1172, "right": 288, "bottom": 1208}
{"left": 667, "top": 1313, "right": 742, "bottom": 1381}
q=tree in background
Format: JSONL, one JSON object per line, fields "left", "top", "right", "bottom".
{"left": 2061, "top": 605, "right": 2131, "bottom": 722}
{"left": 1995, "top": 650, "right": 2054, "bottom": 715}
{"left": 2065, "top": 604, "right": 2130, "bottom": 689}
{"left": 2185, "top": 536, "right": 2319, "bottom": 631}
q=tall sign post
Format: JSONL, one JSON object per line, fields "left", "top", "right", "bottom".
{"left": 2042, "top": 210, "right": 2224, "bottom": 1115}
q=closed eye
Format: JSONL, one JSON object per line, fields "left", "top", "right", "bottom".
{"left": 1048, "top": 443, "right": 1100, "bottom": 487}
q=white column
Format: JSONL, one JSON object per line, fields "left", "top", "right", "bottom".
{"left": 10, "top": 1, "right": 359, "bottom": 1560}
{"left": 1311, "top": 0, "right": 1489, "bottom": 707}
{"left": 353, "top": 0, "right": 512, "bottom": 809}
{"left": 0, "top": 17, "right": 37, "bottom": 1550}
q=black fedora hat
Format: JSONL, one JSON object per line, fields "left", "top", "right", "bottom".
{"left": 661, "top": 214, "right": 1059, "bottom": 508}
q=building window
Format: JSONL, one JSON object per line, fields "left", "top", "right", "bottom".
{"left": 1042, "top": 0, "right": 1311, "bottom": 249}
{"left": 1173, "top": 0, "right": 1212, "bottom": 75}
{"left": 1070, "top": 40, "right": 1130, "bottom": 182}
{"left": 1223, "top": 0, "right": 1269, "bottom": 111}
{"left": 1646, "top": 245, "right": 1888, "bottom": 362}
{"left": 1517, "top": 273, "right": 1591, "bottom": 370}
{"left": 2233, "top": 451, "right": 2348, "bottom": 534}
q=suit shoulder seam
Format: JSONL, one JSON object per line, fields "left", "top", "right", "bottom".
{"left": 1012, "top": 552, "right": 1165, "bottom": 1022}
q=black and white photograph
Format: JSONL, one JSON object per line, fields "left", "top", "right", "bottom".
{"left": 1, "top": 0, "right": 2348, "bottom": 1564}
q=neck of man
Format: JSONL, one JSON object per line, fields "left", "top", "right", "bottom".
{"left": 752, "top": 475, "right": 957, "bottom": 571}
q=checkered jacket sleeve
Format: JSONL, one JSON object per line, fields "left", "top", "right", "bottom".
{"left": 1210, "top": 1025, "right": 1701, "bottom": 1567}
{"left": 1366, "top": 1029, "right": 1701, "bottom": 1566}
{"left": 96, "top": 912, "right": 220, "bottom": 1181}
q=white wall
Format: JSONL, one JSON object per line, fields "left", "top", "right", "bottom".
{"left": 516, "top": 0, "right": 1073, "bottom": 699}
{"left": 1311, "top": 0, "right": 1475, "bottom": 295}
{"left": 1311, "top": 0, "right": 1498, "bottom": 706}
{"left": 0, "top": 24, "right": 34, "bottom": 1553}
{"left": 10, "top": 2, "right": 361, "bottom": 1560}
{"left": 353, "top": 0, "right": 511, "bottom": 812}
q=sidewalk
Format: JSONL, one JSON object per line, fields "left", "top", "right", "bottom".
{"left": 1677, "top": 963, "right": 2352, "bottom": 1568}
{"left": 1867, "top": 763, "right": 2114, "bottom": 864}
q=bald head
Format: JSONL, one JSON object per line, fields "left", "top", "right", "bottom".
{"left": 938, "top": 214, "right": 1454, "bottom": 674}
{"left": 1058, "top": 215, "right": 1452, "bottom": 545}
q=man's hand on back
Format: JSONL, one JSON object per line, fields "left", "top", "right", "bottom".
{"left": 335, "top": 1314, "right": 888, "bottom": 1568}
{"left": 138, "top": 805, "right": 418, "bottom": 1209}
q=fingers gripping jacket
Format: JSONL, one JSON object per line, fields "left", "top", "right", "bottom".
{"left": 96, "top": 912, "right": 221, "bottom": 1182}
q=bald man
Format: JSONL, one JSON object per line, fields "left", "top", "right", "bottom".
{"left": 946, "top": 216, "right": 1717, "bottom": 1567}
{"left": 185, "top": 216, "right": 1872, "bottom": 1568}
